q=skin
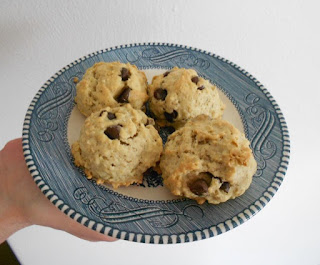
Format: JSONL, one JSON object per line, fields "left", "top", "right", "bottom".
{"left": 0, "top": 138, "right": 116, "bottom": 244}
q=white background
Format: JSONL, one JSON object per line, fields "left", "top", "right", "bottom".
{"left": 1, "top": 0, "right": 320, "bottom": 264}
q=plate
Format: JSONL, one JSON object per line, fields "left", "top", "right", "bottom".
{"left": 22, "top": 43, "right": 290, "bottom": 244}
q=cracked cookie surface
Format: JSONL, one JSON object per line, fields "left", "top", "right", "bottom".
{"left": 160, "top": 115, "right": 257, "bottom": 204}
{"left": 71, "top": 104, "right": 163, "bottom": 188}
{"left": 75, "top": 62, "right": 148, "bottom": 117}
{"left": 148, "top": 67, "right": 225, "bottom": 128}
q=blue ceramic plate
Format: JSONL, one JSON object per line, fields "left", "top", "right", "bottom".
{"left": 22, "top": 43, "right": 290, "bottom": 244}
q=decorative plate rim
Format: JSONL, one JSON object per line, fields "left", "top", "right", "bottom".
{"left": 22, "top": 42, "right": 290, "bottom": 244}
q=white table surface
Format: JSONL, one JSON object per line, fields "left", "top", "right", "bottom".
{"left": 1, "top": 0, "right": 320, "bottom": 264}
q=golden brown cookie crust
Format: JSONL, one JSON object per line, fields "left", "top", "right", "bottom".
{"left": 148, "top": 67, "right": 225, "bottom": 128}
{"left": 71, "top": 104, "right": 163, "bottom": 188}
{"left": 75, "top": 62, "right": 148, "bottom": 117}
{"left": 160, "top": 115, "right": 257, "bottom": 204}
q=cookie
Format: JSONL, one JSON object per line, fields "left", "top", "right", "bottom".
{"left": 71, "top": 104, "right": 163, "bottom": 188}
{"left": 148, "top": 67, "right": 225, "bottom": 128}
{"left": 75, "top": 62, "right": 148, "bottom": 117}
{"left": 160, "top": 115, "right": 257, "bottom": 204}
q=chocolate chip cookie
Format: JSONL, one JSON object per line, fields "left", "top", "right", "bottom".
{"left": 75, "top": 62, "right": 148, "bottom": 117}
{"left": 148, "top": 67, "right": 225, "bottom": 128}
{"left": 160, "top": 115, "right": 257, "bottom": 204}
{"left": 71, "top": 104, "right": 163, "bottom": 188}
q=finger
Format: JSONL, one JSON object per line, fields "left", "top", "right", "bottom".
{"left": 1, "top": 138, "right": 24, "bottom": 159}
{"left": 4, "top": 138, "right": 117, "bottom": 242}
{"left": 27, "top": 190, "right": 117, "bottom": 242}
{"left": 49, "top": 205, "right": 118, "bottom": 242}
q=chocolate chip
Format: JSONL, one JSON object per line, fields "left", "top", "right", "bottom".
{"left": 164, "top": 110, "right": 178, "bottom": 122}
{"left": 121, "top": 68, "right": 130, "bottom": 81}
{"left": 99, "top": 110, "right": 107, "bottom": 117}
{"left": 107, "top": 112, "right": 116, "bottom": 120}
{"left": 220, "top": 182, "right": 230, "bottom": 193}
{"left": 188, "top": 179, "right": 208, "bottom": 196}
{"left": 117, "top": 87, "right": 131, "bottom": 103}
{"left": 154, "top": 88, "right": 167, "bottom": 100}
{"left": 163, "top": 71, "right": 170, "bottom": 77}
{"left": 191, "top": 76, "right": 199, "bottom": 84}
{"left": 104, "top": 125, "right": 121, "bottom": 140}
{"left": 197, "top": 85, "right": 205, "bottom": 90}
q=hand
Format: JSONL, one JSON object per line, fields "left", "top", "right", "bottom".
{"left": 0, "top": 138, "right": 116, "bottom": 243}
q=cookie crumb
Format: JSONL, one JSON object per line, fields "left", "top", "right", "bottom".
{"left": 73, "top": 77, "right": 79, "bottom": 83}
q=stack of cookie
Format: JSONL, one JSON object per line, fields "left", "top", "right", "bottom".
{"left": 72, "top": 62, "right": 161, "bottom": 188}
{"left": 72, "top": 62, "right": 257, "bottom": 204}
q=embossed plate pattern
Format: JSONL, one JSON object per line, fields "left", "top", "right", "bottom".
{"left": 22, "top": 43, "right": 290, "bottom": 244}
